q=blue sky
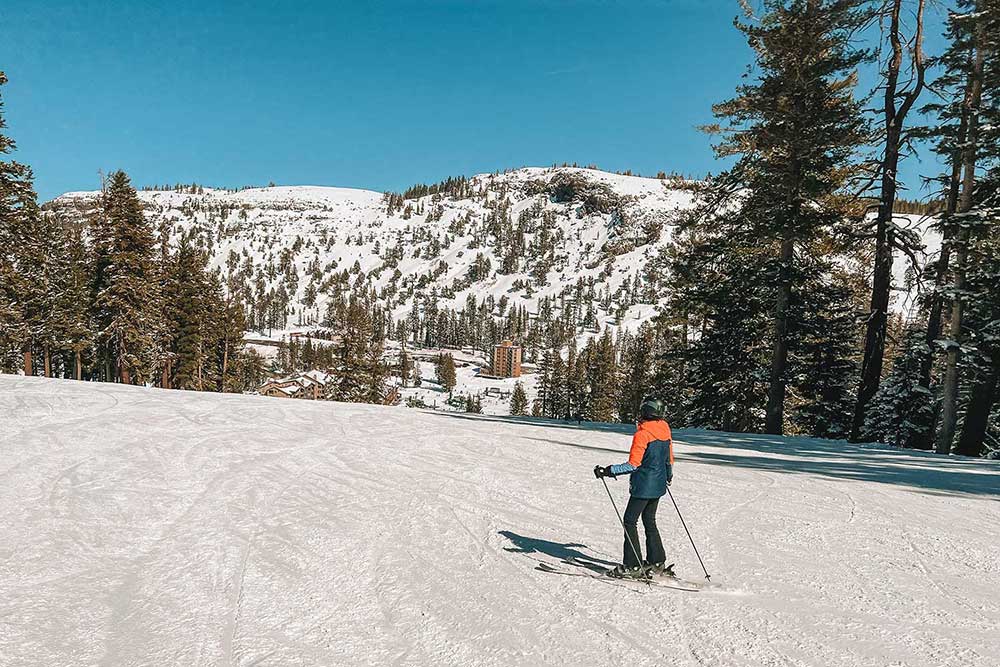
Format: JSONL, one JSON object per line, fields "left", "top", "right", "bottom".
{"left": 3, "top": 0, "right": 949, "bottom": 201}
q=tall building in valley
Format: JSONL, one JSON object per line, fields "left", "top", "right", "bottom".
{"left": 492, "top": 340, "right": 522, "bottom": 378}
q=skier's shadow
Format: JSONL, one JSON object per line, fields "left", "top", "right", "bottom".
{"left": 498, "top": 530, "right": 616, "bottom": 571}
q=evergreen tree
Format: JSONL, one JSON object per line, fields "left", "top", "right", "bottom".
{"left": 666, "top": 233, "right": 771, "bottom": 432}
{"left": 705, "top": 0, "right": 868, "bottom": 434}
{"left": 863, "top": 325, "right": 935, "bottom": 447}
{"left": 585, "top": 329, "right": 620, "bottom": 422}
{"left": 548, "top": 348, "right": 567, "bottom": 418}
{"left": 399, "top": 345, "right": 412, "bottom": 387}
{"left": 92, "top": 170, "right": 161, "bottom": 384}
{"left": 510, "top": 381, "right": 529, "bottom": 416}
{"left": 240, "top": 347, "right": 268, "bottom": 392}
{"left": 0, "top": 71, "right": 38, "bottom": 373}
{"left": 853, "top": 0, "right": 929, "bottom": 441}
{"left": 789, "top": 269, "right": 859, "bottom": 438}
{"left": 167, "top": 236, "right": 211, "bottom": 390}
{"left": 435, "top": 352, "right": 457, "bottom": 398}
{"left": 619, "top": 323, "right": 656, "bottom": 423}
{"left": 48, "top": 219, "right": 93, "bottom": 379}
{"left": 930, "top": 1, "right": 1000, "bottom": 453}
{"left": 326, "top": 293, "right": 387, "bottom": 403}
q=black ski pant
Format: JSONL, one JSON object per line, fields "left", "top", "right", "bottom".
{"left": 622, "top": 495, "right": 665, "bottom": 569}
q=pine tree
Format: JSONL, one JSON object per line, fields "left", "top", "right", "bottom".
{"left": 48, "top": 219, "right": 93, "bottom": 379}
{"left": 92, "top": 170, "right": 161, "bottom": 384}
{"left": 240, "top": 347, "right": 268, "bottom": 392}
{"left": 706, "top": 0, "right": 868, "bottom": 434}
{"left": 955, "top": 227, "right": 1000, "bottom": 456}
{"left": 853, "top": 0, "right": 929, "bottom": 440}
{"left": 789, "top": 268, "right": 859, "bottom": 439}
{"left": 435, "top": 352, "right": 457, "bottom": 398}
{"left": 619, "top": 323, "right": 656, "bottom": 423}
{"left": 167, "top": 236, "right": 211, "bottom": 390}
{"left": 326, "top": 293, "right": 388, "bottom": 403}
{"left": 399, "top": 345, "right": 412, "bottom": 388}
{"left": 932, "top": 2, "right": 1000, "bottom": 453}
{"left": 0, "top": 71, "right": 38, "bottom": 373}
{"left": 585, "top": 329, "right": 620, "bottom": 422}
{"left": 666, "top": 232, "right": 771, "bottom": 432}
{"left": 548, "top": 348, "right": 567, "bottom": 418}
{"left": 510, "top": 381, "right": 529, "bottom": 416}
{"left": 863, "top": 325, "right": 935, "bottom": 447}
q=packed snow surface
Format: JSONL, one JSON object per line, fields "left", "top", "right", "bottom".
{"left": 2, "top": 375, "right": 998, "bottom": 666}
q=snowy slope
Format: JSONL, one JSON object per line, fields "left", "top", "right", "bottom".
{"left": 48, "top": 168, "right": 692, "bottom": 333}
{"left": 45, "top": 168, "right": 939, "bottom": 340}
{"left": 2, "top": 375, "right": 998, "bottom": 666}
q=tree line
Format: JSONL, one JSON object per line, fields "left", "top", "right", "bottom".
{"left": 657, "top": 0, "right": 999, "bottom": 456}
{"left": 1, "top": 82, "right": 250, "bottom": 391}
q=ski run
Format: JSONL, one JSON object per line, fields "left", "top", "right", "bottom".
{"left": 2, "top": 374, "right": 998, "bottom": 666}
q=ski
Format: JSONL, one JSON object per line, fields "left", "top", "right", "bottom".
{"left": 568, "top": 558, "right": 712, "bottom": 591}
{"left": 534, "top": 561, "right": 701, "bottom": 592}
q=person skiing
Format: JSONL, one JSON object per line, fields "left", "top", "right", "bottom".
{"left": 593, "top": 397, "right": 673, "bottom": 578}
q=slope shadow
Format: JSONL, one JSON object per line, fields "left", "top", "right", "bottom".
{"left": 532, "top": 430, "right": 999, "bottom": 498}
{"left": 427, "top": 411, "right": 999, "bottom": 498}
{"left": 673, "top": 430, "right": 1000, "bottom": 498}
{"left": 498, "top": 530, "right": 616, "bottom": 570}
{"left": 424, "top": 410, "right": 633, "bottom": 436}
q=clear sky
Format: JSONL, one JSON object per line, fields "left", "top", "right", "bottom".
{"left": 2, "top": 0, "right": 950, "bottom": 202}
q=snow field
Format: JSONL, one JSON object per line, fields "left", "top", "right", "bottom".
{"left": 1, "top": 375, "right": 998, "bottom": 666}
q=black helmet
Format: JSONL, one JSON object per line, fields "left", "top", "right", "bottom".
{"left": 639, "top": 397, "right": 665, "bottom": 421}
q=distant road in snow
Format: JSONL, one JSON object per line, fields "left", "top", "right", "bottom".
{"left": 1, "top": 375, "right": 998, "bottom": 666}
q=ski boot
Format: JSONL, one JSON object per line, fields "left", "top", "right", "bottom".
{"left": 606, "top": 564, "right": 651, "bottom": 580}
{"left": 648, "top": 562, "right": 676, "bottom": 578}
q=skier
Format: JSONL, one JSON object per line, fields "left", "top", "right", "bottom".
{"left": 593, "top": 397, "right": 673, "bottom": 579}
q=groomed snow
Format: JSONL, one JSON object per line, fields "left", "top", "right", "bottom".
{"left": 2, "top": 375, "right": 998, "bottom": 666}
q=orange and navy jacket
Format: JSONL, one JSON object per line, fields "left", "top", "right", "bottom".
{"left": 609, "top": 419, "right": 673, "bottom": 499}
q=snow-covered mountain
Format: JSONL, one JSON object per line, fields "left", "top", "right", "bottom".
{"left": 3, "top": 374, "right": 998, "bottom": 665}
{"left": 47, "top": 168, "right": 694, "bottom": 335}
{"left": 45, "top": 166, "right": 938, "bottom": 342}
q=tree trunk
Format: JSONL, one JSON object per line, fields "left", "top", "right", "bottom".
{"left": 914, "top": 133, "right": 966, "bottom": 449}
{"left": 851, "top": 0, "right": 926, "bottom": 441}
{"left": 23, "top": 346, "right": 32, "bottom": 376}
{"left": 43, "top": 345, "right": 51, "bottom": 378}
{"left": 75, "top": 350, "right": 82, "bottom": 381}
{"left": 221, "top": 338, "right": 230, "bottom": 393}
{"left": 954, "top": 360, "right": 998, "bottom": 457}
{"left": 936, "top": 31, "right": 984, "bottom": 455}
{"left": 937, "top": 237, "right": 968, "bottom": 454}
{"left": 765, "top": 239, "right": 794, "bottom": 434}
{"left": 120, "top": 366, "right": 131, "bottom": 385}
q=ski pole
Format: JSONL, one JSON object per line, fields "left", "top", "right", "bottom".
{"left": 600, "top": 476, "right": 647, "bottom": 578}
{"left": 666, "top": 485, "right": 711, "bottom": 581}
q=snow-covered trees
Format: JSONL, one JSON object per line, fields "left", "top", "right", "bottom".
{"left": 0, "top": 71, "right": 40, "bottom": 374}
{"left": 325, "top": 293, "right": 388, "bottom": 404}
{"left": 864, "top": 325, "right": 936, "bottom": 447}
{"left": 1, "top": 77, "right": 252, "bottom": 390}
{"left": 852, "top": 0, "right": 929, "bottom": 441}
{"left": 888, "top": 0, "right": 1000, "bottom": 455}
{"left": 91, "top": 171, "right": 161, "bottom": 384}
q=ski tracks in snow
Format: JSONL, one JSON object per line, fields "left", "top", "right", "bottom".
{"left": 2, "top": 376, "right": 999, "bottom": 666}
